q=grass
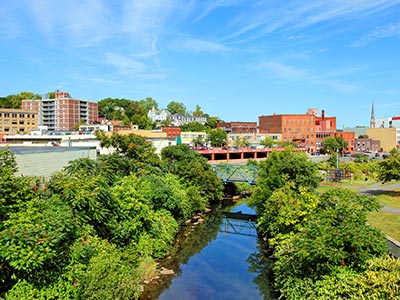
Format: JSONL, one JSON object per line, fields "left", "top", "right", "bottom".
{"left": 373, "top": 192, "right": 400, "bottom": 209}
{"left": 368, "top": 211, "right": 400, "bottom": 242}
{"left": 318, "top": 180, "right": 400, "bottom": 242}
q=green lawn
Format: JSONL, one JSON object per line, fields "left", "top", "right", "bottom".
{"left": 368, "top": 211, "right": 400, "bottom": 242}
{"left": 318, "top": 181, "right": 400, "bottom": 242}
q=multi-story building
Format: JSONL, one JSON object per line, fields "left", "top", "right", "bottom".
{"left": 354, "top": 138, "right": 381, "bottom": 153}
{"left": 0, "top": 108, "right": 38, "bottom": 139}
{"left": 217, "top": 122, "right": 257, "bottom": 134}
{"left": 21, "top": 91, "right": 98, "bottom": 131}
{"left": 259, "top": 108, "right": 353, "bottom": 153}
{"left": 259, "top": 109, "right": 318, "bottom": 151}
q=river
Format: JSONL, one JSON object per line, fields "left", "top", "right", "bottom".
{"left": 140, "top": 201, "right": 275, "bottom": 300}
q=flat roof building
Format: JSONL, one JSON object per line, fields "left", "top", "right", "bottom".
{"left": 21, "top": 91, "right": 98, "bottom": 131}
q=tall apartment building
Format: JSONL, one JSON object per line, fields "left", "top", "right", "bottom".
{"left": 21, "top": 91, "right": 98, "bottom": 131}
{"left": 0, "top": 108, "right": 38, "bottom": 138}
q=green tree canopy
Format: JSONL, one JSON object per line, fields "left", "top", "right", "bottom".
{"left": 208, "top": 128, "right": 227, "bottom": 147}
{"left": 322, "top": 136, "right": 348, "bottom": 153}
{"left": 249, "top": 149, "right": 322, "bottom": 214}
{"left": 161, "top": 144, "right": 223, "bottom": 202}
{"left": 192, "top": 104, "right": 204, "bottom": 116}
{"left": 96, "top": 132, "right": 162, "bottom": 175}
{"left": 378, "top": 148, "right": 400, "bottom": 183}
{"left": 166, "top": 101, "right": 186, "bottom": 115}
{"left": 0, "top": 92, "right": 41, "bottom": 108}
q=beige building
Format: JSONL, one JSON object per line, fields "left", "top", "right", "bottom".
{"left": 180, "top": 132, "right": 207, "bottom": 145}
{"left": 366, "top": 127, "right": 397, "bottom": 152}
{"left": 227, "top": 133, "right": 282, "bottom": 146}
{"left": 0, "top": 108, "right": 38, "bottom": 136}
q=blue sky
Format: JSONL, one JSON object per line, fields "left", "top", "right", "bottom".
{"left": 1, "top": 1, "right": 400, "bottom": 127}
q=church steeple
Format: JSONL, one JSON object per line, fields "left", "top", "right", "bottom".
{"left": 370, "top": 102, "right": 376, "bottom": 128}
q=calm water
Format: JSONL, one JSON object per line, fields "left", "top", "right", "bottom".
{"left": 141, "top": 202, "right": 275, "bottom": 300}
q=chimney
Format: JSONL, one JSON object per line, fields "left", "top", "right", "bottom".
{"left": 321, "top": 110, "right": 325, "bottom": 120}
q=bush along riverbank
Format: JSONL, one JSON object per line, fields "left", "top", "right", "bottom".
{"left": 248, "top": 149, "right": 400, "bottom": 300}
{"left": 0, "top": 140, "right": 224, "bottom": 299}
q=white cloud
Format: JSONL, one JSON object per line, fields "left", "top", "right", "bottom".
{"left": 258, "top": 60, "right": 361, "bottom": 92}
{"left": 104, "top": 53, "right": 146, "bottom": 74}
{"left": 351, "top": 22, "right": 400, "bottom": 47}
{"left": 223, "top": 0, "right": 400, "bottom": 42}
{"left": 258, "top": 61, "right": 308, "bottom": 80}
{"left": 175, "top": 38, "right": 230, "bottom": 52}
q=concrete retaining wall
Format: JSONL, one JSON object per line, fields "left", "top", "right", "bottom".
{"left": 8, "top": 146, "right": 97, "bottom": 178}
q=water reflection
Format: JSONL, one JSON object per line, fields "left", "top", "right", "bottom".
{"left": 140, "top": 201, "right": 275, "bottom": 300}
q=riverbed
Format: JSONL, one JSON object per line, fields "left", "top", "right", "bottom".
{"left": 140, "top": 201, "right": 275, "bottom": 300}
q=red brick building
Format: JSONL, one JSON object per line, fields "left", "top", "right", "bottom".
{"left": 22, "top": 91, "right": 98, "bottom": 131}
{"left": 259, "top": 108, "right": 353, "bottom": 153}
{"left": 162, "top": 126, "right": 181, "bottom": 137}
{"left": 217, "top": 122, "right": 257, "bottom": 134}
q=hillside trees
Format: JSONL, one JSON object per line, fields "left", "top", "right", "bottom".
{"left": 0, "top": 92, "right": 41, "bottom": 109}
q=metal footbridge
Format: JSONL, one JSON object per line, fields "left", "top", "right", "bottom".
{"left": 220, "top": 211, "right": 258, "bottom": 237}
{"left": 211, "top": 164, "right": 258, "bottom": 185}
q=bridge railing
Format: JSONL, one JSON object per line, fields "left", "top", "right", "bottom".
{"left": 211, "top": 164, "right": 258, "bottom": 184}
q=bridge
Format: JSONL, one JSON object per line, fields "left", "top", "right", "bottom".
{"left": 220, "top": 211, "right": 258, "bottom": 237}
{"left": 211, "top": 164, "right": 259, "bottom": 184}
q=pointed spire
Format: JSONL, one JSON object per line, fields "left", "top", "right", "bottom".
{"left": 370, "top": 102, "right": 376, "bottom": 128}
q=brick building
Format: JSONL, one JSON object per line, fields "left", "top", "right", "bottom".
{"left": 162, "top": 126, "right": 181, "bottom": 137}
{"left": 217, "top": 121, "right": 257, "bottom": 134}
{"left": 259, "top": 110, "right": 317, "bottom": 151}
{"left": 0, "top": 108, "right": 38, "bottom": 140}
{"left": 259, "top": 108, "right": 353, "bottom": 153}
{"left": 21, "top": 91, "right": 98, "bottom": 131}
{"left": 354, "top": 138, "right": 381, "bottom": 153}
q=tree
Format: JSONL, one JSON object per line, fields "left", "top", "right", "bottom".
{"left": 0, "top": 92, "right": 41, "bottom": 109}
{"left": 322, "top": 136, "right": 348, "bottom": 153}
{"left": 234, "top": 136, "right": 249, "bottom": 147}
{"left": 96, "top": 131, "right": 162, "bottom": 175}
{"left": 180, "top": 121, "right": 206, "bottom": 132}
{"left": 167, "top": 101, "right": 186, "bottom": 115}
{"left": 192, "top": 105, "right": 204, "bottom": 116}
{"left": 208, "top": 128, "right": 227, "bottom": 147}
{"left": 273, "top": 188, "right": 387, "bottom": 288}
{"left": 249, "top": 149, "right": 322, "bottom": 214}
{"left": 261, "top": 136, "right": 274, "bottom": 147}
{"left": 205, "top": 116, "right": 221, "bottom": 130}
{"left": 139, "top": 97, "right": 158, "bottom": 111}
{"left": 378, "top": 148, "right": 400, "bottom": 183}
{"left": 161, "top": 144, "right": 223, "bottom": 202}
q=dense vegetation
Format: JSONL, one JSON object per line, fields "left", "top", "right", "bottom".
{"left": 0, "top": 133, "right": 223, "bottom": 299}
{"left": 249, "top": 149, "right": 399, "bottom": 299}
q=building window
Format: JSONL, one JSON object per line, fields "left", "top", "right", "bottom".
{"left": 4, "top": 120, "right": 10, "bottom": 124}
{"left": 12, "top": 113, "right": 17, "bottom": 118}
{"left": 4, "top": 127, "right": 9, "bottom": 132}
{"left": 19, "top": 120, "right": 24, "bottom": 125}
{"left": 12, "top": 120, "right": 18, "bottom": 125}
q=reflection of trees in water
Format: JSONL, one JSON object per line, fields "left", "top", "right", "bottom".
{"left": 247, "top": 239, "right": 277, "bottom": 300}
{"left": 140, "top": 205, "right": 226, "bottom": 300}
